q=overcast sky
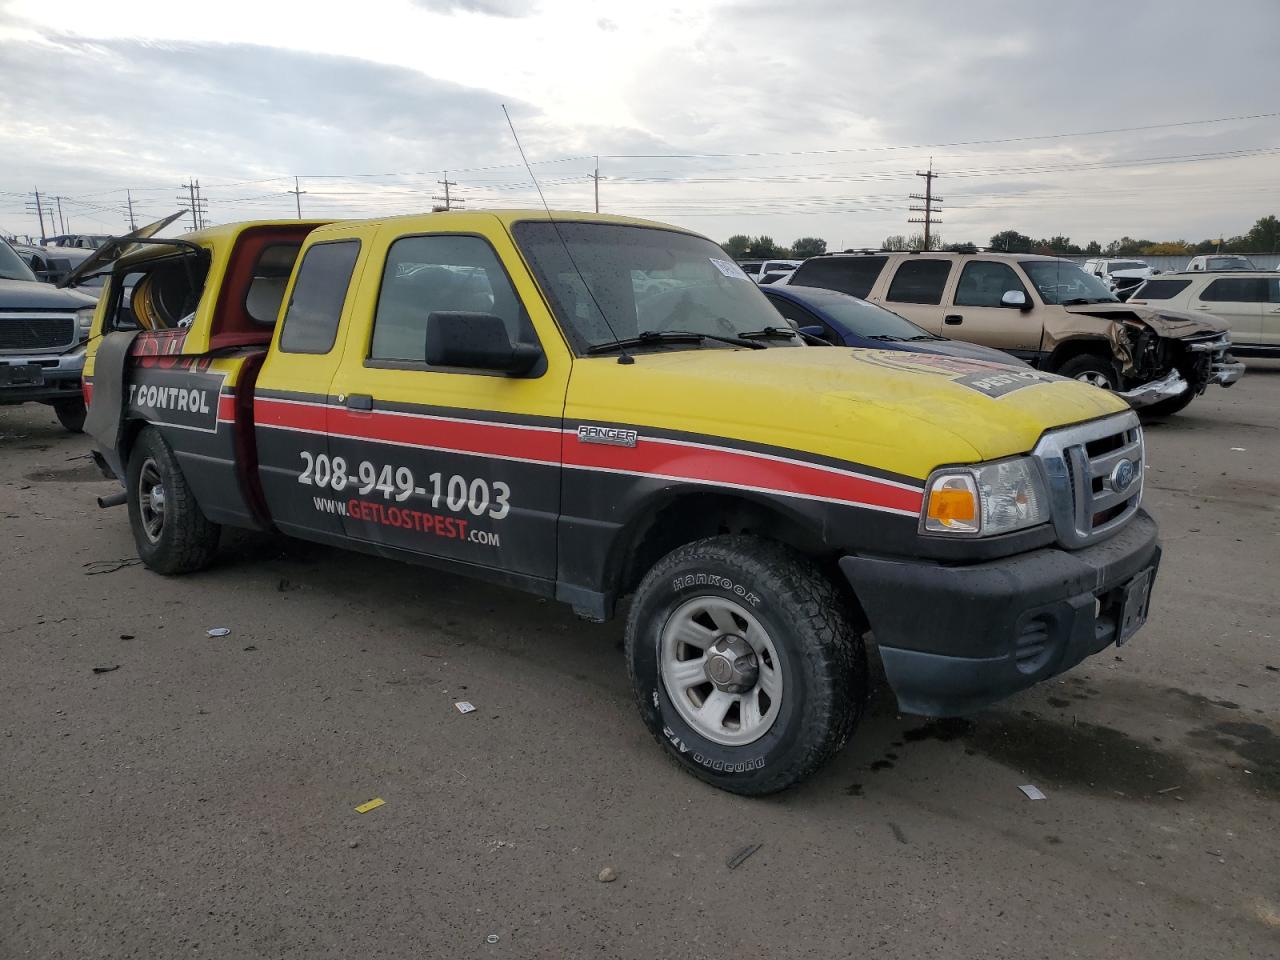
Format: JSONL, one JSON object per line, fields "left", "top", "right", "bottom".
{"left": 2, "top": 0, "right": 1278, "bottom": 248}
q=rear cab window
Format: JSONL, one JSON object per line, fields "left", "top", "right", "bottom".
{"left": 278, "top": 241, "right": 361, "bottom": 354}
{"left": 885, "top": 259, "right": 951, "bottom": 305}
{"left": 789, "top": 256, "right": 887, "bottom": 298}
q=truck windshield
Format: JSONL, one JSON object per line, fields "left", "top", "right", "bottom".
{"left": 514, "top": 221, "right": 797, "bottom": 352}
{"left": 1019, "top": 259, "right": 1117, "bottom": 305}
{"left": 0, "top": 241, "right": 38, "bottom": 282}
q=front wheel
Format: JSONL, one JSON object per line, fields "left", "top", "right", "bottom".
{"left": 53, "top": 397, "right": 86, "bottom": 433}
{"left": 1143, "top": 388, "right": 1197, "bottom": 418}
{"left": 625, "top": 535, "right": 865, "bottom": 795}
{"left": 1056, "top": 353, "right": 1120, "bottom": 391}
{"left": 126, "top": 427, "right": 221, "bottom": 574}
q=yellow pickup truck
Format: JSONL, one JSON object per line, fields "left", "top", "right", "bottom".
{"left": 76, "top": 210, "right": 1160, "bottom": 794}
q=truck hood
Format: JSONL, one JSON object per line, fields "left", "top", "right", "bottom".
{"left": 566, "top": 347, "right": 1127, "bottom": 481}
{"left": 0, "top": 277, "right": 97, "bottom": 310}
{"left": 1062, "top": 300, "right": 1228, "bottom": 337}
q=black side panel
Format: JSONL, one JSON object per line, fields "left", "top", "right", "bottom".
{"left": 84, "top": 331, "right": 140, "bottom": 478}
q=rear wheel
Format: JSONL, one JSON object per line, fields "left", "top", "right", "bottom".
{"left": 126, "top": 427, "right": 220, "bottom": 574}
{"left": 53, "top": 397, "right": 86, "bottom": 433}
{"left": 625, "top": 535, "right": 865, "bottom": 795}
{"left": 1057, "top": 353, "right": 1120, "bottom": 391}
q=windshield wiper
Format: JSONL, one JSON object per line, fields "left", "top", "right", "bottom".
{"left": 906, "top": 334, "right": 945, "bottom": 341}
{"left": 587, "top": 329, "right": 765, "bottom": 355}
{"left": 866, "top": 334, "right": 909, "bottom": 342}
{"left": 739, "top": 326, "right": 798, "bottom": 341}
{"left": 1062, "top": 297, "right": 1113, "bottom": 305}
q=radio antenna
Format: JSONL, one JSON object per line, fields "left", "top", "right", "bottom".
{"left": 501, "top": 104, "right": 634, "bottom": 365}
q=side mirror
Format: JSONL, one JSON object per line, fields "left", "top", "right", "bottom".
{"left": 424, "top": 311, "right": 541, "bottom": 375}
{"left": 1001, "top": 290, "right": 1031, "bottom": 311}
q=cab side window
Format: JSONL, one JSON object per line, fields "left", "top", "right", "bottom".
{"left": 370, "top": 235, "right": 532, "bottom": 364}
{"left": 954, "top": 261, "right": 1029, "bottom": 307}
{"left": 278, "top": 240, "right": 361, "bottom": 354}
{"left": 885, "top": 259, "right": 951, "bottom": 305}
{"left": 1199, "top": 278, "right": 1267, "bottom": 304}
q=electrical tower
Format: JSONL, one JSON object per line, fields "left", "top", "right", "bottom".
{"left": 433, "top": 172, "right": 462, "bottom": 211}
{"left": 177, "top": 179, "right": 208, "bottom": 231}
{"left": 286, "top": 176, "right": 307, "bottom": 219}
{"left": 25, "top": 189, "right": 48, "bottom": 242}
{"left": 908, "top": 162, "right": 943, "bottom": 250}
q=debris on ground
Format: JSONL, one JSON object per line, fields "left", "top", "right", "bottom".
{"left": 486, "top": 934, "right": 501, "bottom": 944}
{"left": 243, "top": 645, "right": 257, "bottom": 652}
{"left": 83, "top": 558, "right": 141, "bottom": 575}
{"left": 597, "top": 865, "right": 617, "bottom": 883}
{"left": 354, "top": 798, "right": 385, "bottom": 814}
{"left": 1156, "top": 785, "right": 1182, "bottom": 794}
{"left": 726, "top": 843, "right": 763, "bottom": 868}
{"left": 206, "top": 627, "right": 231, "bottom": 637}
{"left": 455, "top": 701, "right": 476, "bottom": 714}
{"left": 92, "top": 665, "right": 120, "bottom": 674}
{"left": 1018, "top": 784, "right": 1047, "bottom": 800}
{"left": 888, "top": 823, "right": 909, "bottom": 845}
{"left": 119, "top": 634, "right": 135, "bottom": 640}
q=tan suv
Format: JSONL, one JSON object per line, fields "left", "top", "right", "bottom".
{"left": 785, "top": 251, "right": 1244, "bottom": 416}
{"left": 1128, "top": 272, "right": 1280, "bottom": 357}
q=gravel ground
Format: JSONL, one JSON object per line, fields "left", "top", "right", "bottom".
{"left": 2, "top": 362, "right": 1278, "bottom": 959}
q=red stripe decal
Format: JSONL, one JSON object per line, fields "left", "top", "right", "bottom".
{"left": 253, "top": 398, "right": 922, "bottom": 514}
{"left": 564, "top": 438, "right": 922, "bottom": 514}
{"left": 218, "top": 395, "right": 237, "bottom": 422}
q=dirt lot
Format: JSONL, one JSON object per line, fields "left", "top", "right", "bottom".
{"left": 2, "top": 363, "right": 1278, "bottom": 959}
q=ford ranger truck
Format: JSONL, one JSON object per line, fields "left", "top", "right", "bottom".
{"left": 79, "top": 211, "right": 1161, "bottom": 795}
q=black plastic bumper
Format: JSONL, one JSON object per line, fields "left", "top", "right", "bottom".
{"left": 840, "top": 510, "right": 1161, "bottom": 717}
{"left": 0, "top": 366, "right": 82, "bottom": 404}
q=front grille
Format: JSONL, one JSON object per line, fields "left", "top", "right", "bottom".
{"left": 0, "top": 313, "right": 76, "bottom": 352}
{"left": 1033, "top": 412, "right": 1143, "bottom": 548}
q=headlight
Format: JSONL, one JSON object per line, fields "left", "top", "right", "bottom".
{"left": 922, "top": 456, "right": 1049, "bottom": 537}
{"left": 76, "top": 306, "right": 96, "bottom": 338}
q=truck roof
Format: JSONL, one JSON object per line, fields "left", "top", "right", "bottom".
{"left": 304, "top": 208, "right": 702, "bottom": 242}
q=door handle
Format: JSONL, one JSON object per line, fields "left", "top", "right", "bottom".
{"left": 344, "top": 393, "right": 373, "bottom": 411}
{"left": 943, "top": 315, "right": 963, "bottom": 325}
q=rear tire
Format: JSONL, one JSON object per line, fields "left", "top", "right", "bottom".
{"left": 1056, "top": 353, "right": 1120, "bottom": 391}
{"left": 53, "top": 398, "right": 86, "bottom": 433}
{"left": 126, "top": 426, "right": 220, "bottom": 574}
{"left": 625, "top": 535, "right": 865, "bottom": 795}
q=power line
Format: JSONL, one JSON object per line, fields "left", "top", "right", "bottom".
{"left": 286, "top": 176, "right": 307, "bottom": 218}
{"left": 432, "top": 172, "right": 462, "bottom": 211}
{"left": 177, "top": 179, "right": 208, "bottom": 230}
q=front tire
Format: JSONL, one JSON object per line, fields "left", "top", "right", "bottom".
{"left": 126, "top": 427, "right": 221, "bottom": 574}
{"left": 1056, "top": 353, "right": 1120, "bottom": 391}
{"left": 625, "top": 535, "right": 865, "bottom": 795}
{"left": 1143, "top": 388, "right": 1196, "bottom": 417}
{"left": 53, "top": 397, "right": 86, "bottom": 433}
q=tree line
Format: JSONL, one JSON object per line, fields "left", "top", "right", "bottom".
{"left": 724, "top": 215, "right": 1278, "bottom": 260}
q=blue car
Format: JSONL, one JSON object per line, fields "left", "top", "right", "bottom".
{"left": 762, "top": 284, "right": 1026, "bottom": 365}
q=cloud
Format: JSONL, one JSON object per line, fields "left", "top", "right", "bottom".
{"left": 407, "top": 0, "right": 536, "bottom": 17}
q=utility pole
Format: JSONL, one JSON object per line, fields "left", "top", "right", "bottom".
{"left": 25, "top": 189, "right": 48, "bottom": 242}
{"left": 593, "top": 156, "right": 600, "bottom": 213}
{"left": 54, "top": 196, "right": 66, "bottom": 235}
{"left": 908, "top": 160, "right": 943, "bottom": 250}
{"left": 126, "top": 190, "right": 137, "bottom": 231}
{"left": 433, "top": 171, "right": 462, "bottom": 211}
{"left": 177, "top": 179, "right": 207, "bottom": 231}
{"left": 286, "top": 176, "right": 307, "bottom": 219}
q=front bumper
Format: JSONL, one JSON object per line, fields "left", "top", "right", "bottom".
{"left": 1116, "top": 369, "right": 1186, "bottom": 408}
{"left": 840, "top": 510, "right": 1161, "bottom": 716}
{"left": 0, "top": 345, "right": 85, "bottom": 404}
{"left": 1209, "top": 359, "right": 1245, "bottom": 387}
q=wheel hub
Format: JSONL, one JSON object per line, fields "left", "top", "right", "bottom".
{"left": 150, "top": 484, "right": 165, "bottom": 510}
{"left": 704, "top": 635, "right": 759, "bottom": 693}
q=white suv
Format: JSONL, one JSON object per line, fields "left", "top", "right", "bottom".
{"left": 1081, "top": 258, "right": 1153, "bottom": 300}
{"left": 1129, "top": 272, "right": 1280, "bottom": 356}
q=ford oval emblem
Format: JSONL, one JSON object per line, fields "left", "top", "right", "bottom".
{"left": 1110, "top": 458, "right": 1137, "bottom": 492}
